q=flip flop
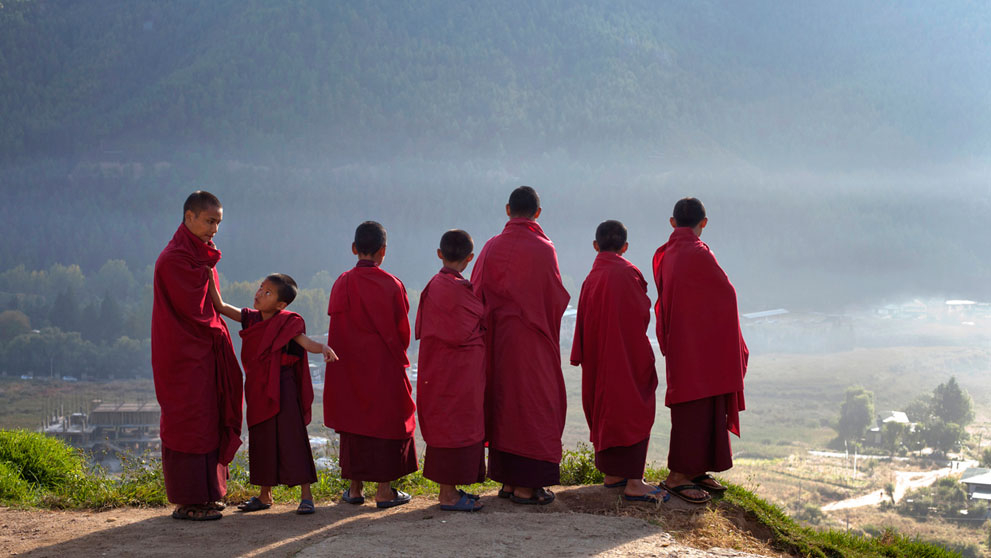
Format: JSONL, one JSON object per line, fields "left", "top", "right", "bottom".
{"left": 172, "top": 505, "right": 222, "bottom": 521}
{"left": 497, "top": 485, "right": 513, "bottom": 499}
{"left": 660, "top": 481, "right": 711, "bottom": 504}
{"left": 441, "top": 492, "right": 484, "bottom": 512}
{"left": 623, "top": 488, "right": 670, "bottom": 503}
{"left": 376, "top": 488, "right": 411, "bottom": 509}
{"left": 341, "top": 489, "right": 365, "bottom": 505}
{"left": 296, "top": 499, "right": 315, "bottom": 515}
{"left": 510, "top": 488, "right": 555, "bottom": 506}
{"left": 458, "top": 489, "right": 481, "bottom": 500}
{"left": 603, "top": 479, "right": 628, "bottom": 488}
{"left": 237, "top": 497, "right": 272, "bottom": 513}
{"left": 691, "top": 473, "right": 728, "bottom": 493}
{"left": 208, "top": 501, "right": 226, "bottom": 511}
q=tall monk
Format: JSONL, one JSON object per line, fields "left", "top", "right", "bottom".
{"left": 472, "top": 186, "right": 570, "bottom": 505}
{"left": 571, "top": 220, "right": 664, "bottom": 503}
{"left": 324, "top": 221, "right": 417, "bottom": 509}
{"left": 415, "top": 229, "right": 486, "bottom": 512}
{"left": 653, "top": 198, "right": 748, "bottom": 505}
{"left": 152, "top": 190, "right": 243, "bottom": 521}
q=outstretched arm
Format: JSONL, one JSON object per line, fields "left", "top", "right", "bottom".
{"left": 207, "top": 271, "right": 242, "bottom": 321}
{"left": 293, "top": 334, "right": 339, "bottom": 363}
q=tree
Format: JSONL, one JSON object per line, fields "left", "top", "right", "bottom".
{"left": 0, "top": 309, "right": 30, "bottom": 342}
{"left": 922, "top": 419, "right": 966, "bottom": 454}
{"left": 48, "top": 288, "right": 80, "bottom": 333}
{"left": 837, "top": 386, "right": 874, "bottom": 442}
{"left": 97, "top": 290, "right": 125, "bottom": 343}
{"left": 980, "top": 448, "right": 991, "bottom": 468}
{"left": 931, "top": 376, "right": 974, "bottom": 427}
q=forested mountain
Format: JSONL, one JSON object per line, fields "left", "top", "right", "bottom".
{"left": 1, "top": 0, "right": 990, "bottom": 326}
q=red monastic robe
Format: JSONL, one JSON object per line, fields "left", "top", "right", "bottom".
{"left": 652, "top": 227, "right": 748, "bottom": 436}
{"left": 239, "top": 309, "right": 313, "bottom": 428}
{"left": 571, "top": 252, "right": 657, "bottom": 451}
{"left": 472, "top": 218, "right": 570, "bottom": 463}
{"left": 323, "top": 261, "right": 416, "bottom": 439}
{"left": 152, "top": 224, "right": 243, "bottom": 464}
{"left": 414, "top": 268, "right": 486, "bottom": 449}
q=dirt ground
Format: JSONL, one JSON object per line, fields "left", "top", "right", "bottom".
{"left": 1, "top": 486, "right": 781, "bottom": 558}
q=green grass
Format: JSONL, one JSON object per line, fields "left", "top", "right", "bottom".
{"left": 0, "top": 429, "right": 969, "bottom": 557}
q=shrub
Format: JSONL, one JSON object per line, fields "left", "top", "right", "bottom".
{"left": 0, "top": 430, "right": 87, "bottom": 489}
{"left": 559, "top": 443, "right": 603, "bottom": 485}
{"left": 0, "top": 459, "right": 34, "bottom": 503}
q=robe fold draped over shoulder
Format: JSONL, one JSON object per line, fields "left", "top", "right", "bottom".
{"left": 571, "top": 251, "right": 657, "bottom": 451}
{"left": 472, "top": 218, "right": 570, "bottom": 463}
{"left": 652, "top": 227, "right": 747, "bottom": 436}
{"left": 152, "top": 223, "right": 243, "bottom": 464}
{"left": 239, "top": 309, "right": 312, "bottom": 428}
{"left": 323, "top": 261, "right": 415, "bottom": 439}
{"left": 415, "top": 268, "right": 486, "bottom": 448}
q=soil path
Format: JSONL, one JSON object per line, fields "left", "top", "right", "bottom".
{"left": 2, "top": 486, "right": 775, "bottom": 558}
{"left": 821, "top": 467, "right": 952, "bottom": 512}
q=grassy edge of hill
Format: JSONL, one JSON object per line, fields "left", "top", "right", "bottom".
{"left": 0, "top": 430, "right": 964, "bottom": 558}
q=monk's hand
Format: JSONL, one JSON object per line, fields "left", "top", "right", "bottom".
{"left": 322, "top": 344, "right": 339, "bottom": 363}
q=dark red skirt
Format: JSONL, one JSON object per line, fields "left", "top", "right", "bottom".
{"left": 339, "top": 431, "right": 418, "bottom": 482}
{"left": 161, "top": 446, "right": 227, "bottom": 505}
{"left": 487, "top": 447, "right": 560, "bottom": 488}
{"left": 667, "top": 394, "right": 733, "bottom": 475}
{"left": 595, "top": 437, "right": 649, "bottom": 479}
{"left": 248, "top": 367, "right": 318, "bottom": 487}
{"left": 423, "top": 442, "right": 486, "bottom": 485}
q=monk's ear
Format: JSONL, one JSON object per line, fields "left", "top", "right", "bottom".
{"left": 592, "top": 240, "right": 600, "bottom": 252}
{"left": 505, "top": 204, "right": 512, "bottom": 217}
{"left": 698, "top": 217, "right": 708, "bottom": 230}
{"left": 669, "top": 217, "right": 678, "bottom": 229}
{"left": 436, "top": 249, "right": 444, "bottom": 261}
{"left": 275, "top": 301, "right": 288, "bottom": 311}
{"left": 465, "top": 253, "right": 474, "bottom": 264}
{"left": 351, "top": 243, "right": 358, "bottom": 256}
{"left": 377, "top": 245, "right": 387, "bottom": 259}
{"left": 183, "top": 209, "right": 195, "bottom": 225}
{"left": 618, "top": 242, "right": 629, "bottom": 255}
{"left": 533, "top": 207, "right": 542, "bottom": 219}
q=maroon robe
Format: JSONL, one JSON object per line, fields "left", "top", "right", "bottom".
{"left": 652, "top": 227, "right": 747, "bottom": 434}
{"left": 415, "top": 267, "right": 486, "bottom": 484}
{"left": 152, "top": 224, "right": 243, "bottom": 503}
{"left": 570, "top": 252, "right": 657, "bottom": 470}
{"left": 240, "top": 309, "right": 317, "bottom": 487}
{"left": 472, "top": 218, "right": 570, "bottom": 476}
{"left": 324, "top": 260, "right": 417, "bottom": 480}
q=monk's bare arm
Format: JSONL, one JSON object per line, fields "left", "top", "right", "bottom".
{"left": 207, "top": 271, "right": 242, "bottom": 321}
{"left": 293, "top": 334, "right": 339, "bottom": 363}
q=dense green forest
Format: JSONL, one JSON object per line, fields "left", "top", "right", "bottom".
{"left": 1, "top": 0, "right": 990, "bottom": 331}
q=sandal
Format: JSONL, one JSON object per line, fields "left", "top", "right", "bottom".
{"left": 341, "top": 489, "right": 365, "bottom": 505}
{"left": 623, "top": 488, "right": 670, "bottom": 503}
{"left": 603, "top": 479, "right": 628, "bottom": 488}
{"left": 172, "top": 505, "right": 222, "bottom": 521}
{"left": 296, "top": 499, "right": 316, "bottom": 515}
{"left": 660, "top": 481, "right": 711, "bottom": 504}
{"left": 441, "top": 491, "right": 484, "bottom": 512}
{"left": 510, "top": 487, "right": 555, "bottom": 506}
{"left": 376, "top": 488, "right": 411, "bottom": 509}
{"left": 458, "top": 489, "right": 481, "bottom": 500}
{"left": 691, "top": 473, "right": 728, "bottom": 493}
{"left": 237, "top": 496, "right": 272, "bottom": 513}
{"left": 497, "top": 484, "right": 513, "bottom": 499}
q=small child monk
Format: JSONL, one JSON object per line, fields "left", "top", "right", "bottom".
{"left": 324, "top": 221, "right": 419, "bottom": 509}
{"left": 208, "top": 272, "right": 337, "bottom": 515}
{"left": 414, "top": 230, "right": 486, "bottom": 512}
{"left": 571, "top": 220, "right": 666, "bottom": 503}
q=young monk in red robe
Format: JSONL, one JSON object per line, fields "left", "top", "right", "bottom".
{"left": 324, "top": 221, "right": 417, "bottom": 509}
{"left": 472, "top": 186, "right": 570, "bottom": 506}
{"left": 207, "top": 272, "right": 337, "bottom": 515}
{"left": 571, "top": 220, "right": 665, "bottom": 503}
{"left": 653, "top": 197, "right": 748, "bottom": 505}
{"left": 152, "top": 191, "right": 243, "bottom": 521}
{"left": 415, "top": 229, "right": 485, "bottom": 512}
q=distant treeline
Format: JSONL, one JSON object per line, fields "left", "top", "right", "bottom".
{"left": 0, "top": 260, "right": 346, "bottom": 380}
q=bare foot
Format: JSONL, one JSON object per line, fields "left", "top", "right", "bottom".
{"left": 603, "top": 475, "right": 626, "bottom": 487}
{"left": 348, "top": 480, "right": 364, "bottom": 500}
